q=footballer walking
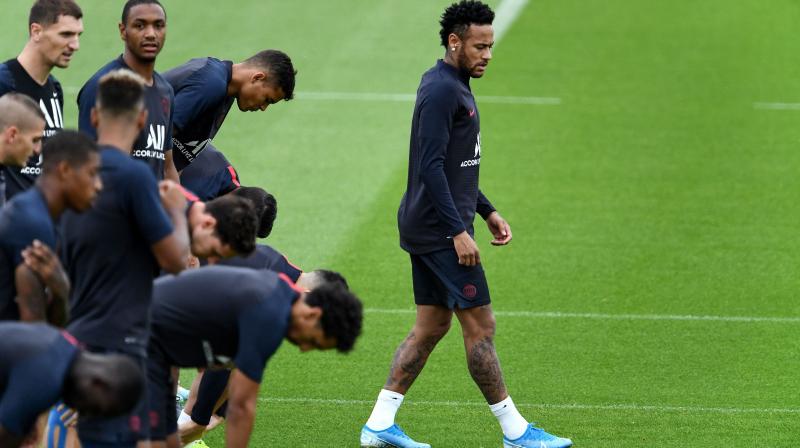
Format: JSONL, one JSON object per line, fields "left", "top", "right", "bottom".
{"left": 361, "top": 2, "right": 573, "bottom": 448}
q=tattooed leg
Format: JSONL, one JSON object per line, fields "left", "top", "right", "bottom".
{"left": 456, "top": 305, "right": 509, "bottom": 404}
{"left": 384, "top": 306, "right": 453, "bottom": 394}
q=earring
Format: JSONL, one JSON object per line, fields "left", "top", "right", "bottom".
{"left": 451, "top": 47, "right": 456, "bottom": 51}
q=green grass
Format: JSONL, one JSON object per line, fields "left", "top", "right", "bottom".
{"left": 3, "top": 0, "right": 800, "bottom": 445}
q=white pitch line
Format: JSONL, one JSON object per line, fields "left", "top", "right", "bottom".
{"left": 364, "top": 308, "right": 800, "bottom": 324}
{"left": 295, "top": 91, "right": 560, "bottom": 105}
{"left": 262, "top": 396, "right": 800, "bottom": 415}
{"left": 753, "top": 102, "right": 800, "bottom": 110}
{"left": 492, "top": 0, "right": 530, "bottom": 44}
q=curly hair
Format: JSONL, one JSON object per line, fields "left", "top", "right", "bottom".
{"left": 439, "top": 0, "right": 495, "bottom": 47}
{"left": 231, "top": 186, "right": 277, "bottom": 239}
{"left": 204, "top": 195, "right": 258, "bottom": 256}
{"left": 305, "top": 284, "right": 363, "bottom": 353}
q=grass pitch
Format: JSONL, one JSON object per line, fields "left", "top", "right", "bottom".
{"left": 2, "top": 0, "right": 798, "bottom": 446}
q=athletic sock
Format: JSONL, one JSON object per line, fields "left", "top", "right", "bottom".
{"left": 490, "top": 396, "right": 529, "bottom": 440}
{"left": 177, "top": 410, "right": 192, "bottom": 426}
{"left": 365, "top": 389, "right": 405, "bottom": 431}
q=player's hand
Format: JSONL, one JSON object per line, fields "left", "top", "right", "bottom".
{"left": 159, "top": 180, "right": 187, "bottom": 212}
{"left": 22, "top": 240, "right": 69, "bottom": 294}
{"left": 485, "top": 212, "right": 512, "bottom": 246}
{"left": 453, "top": 231, "right": 480, "bottom": 266}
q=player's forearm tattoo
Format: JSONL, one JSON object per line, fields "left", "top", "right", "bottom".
{"left": 385, "top": 330, "right": 441, "bottom": 392}
{"left": 467, "top": 336, "right": 507, "bottom": 404}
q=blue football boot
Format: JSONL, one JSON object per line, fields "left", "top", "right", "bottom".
{"left": 360, "top": 424, "right": 431, "bottom": 448}
{"left": 502, "top": 423, "right": 572, "bottom": 448}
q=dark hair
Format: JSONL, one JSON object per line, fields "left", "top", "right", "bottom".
{"left": 310, "top": 269, "right": 349, "bottom": 290}
{"left": 243, "top": 50, "right": 297, "bottom": 101}
{"left": 205, "top": 195, "right": 258, "bottom": 256}
{"left": 121, "top": 0, "right": 166, "bottom": 24}
{"left": 41, "top": 130, "right": 98, "bottom": 174}
{"left": 96, "top": 69, "right": 145, "bottom": 117}
{"left": 63, "top": 352, "right": 144, "bottom": 417}
{"left": 29, "top": 0, "right": 83, "bottom": 29}
{"left": 439, "top": 0, "right": 494, "bottom": 47}
{"left": 304, "top": 284, "right": 363, "bottom": 352}
{"left": 231, "top": 186, "right": 276, "bottom": 238}
{"left": 0, "top": 93, "right": 45, "bottom": 130}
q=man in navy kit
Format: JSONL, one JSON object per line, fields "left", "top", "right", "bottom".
{"left": 0, "top": 94, "right": 47, "bottom": 204}
{"left": 177, "top": 264, "right": 347, "bottom": 444}
{"left": 0, "top": 322, "right": 144, "bottom": 448}
{"left": 77, "top": 0, "right": 179, "bottom": 182}
{"left": 0, "top": 0, "right": 83, "bottom": 201}
{"left": 180, "top": 145, "right": 277, "bottom": 238}
{"left": 361, "top": 2, "right": 572, "bottom": 448}
{"left": 0, "top": 131, "right": 101, "bottom": 326}
{"left": 163, "top": 50, "right": 296, "bottom": 170}
{"left": 146, "top": 266, "right": 363, "bottom": 448}
{"left": 60, "top": 70, "right": 190, "bottom": 447}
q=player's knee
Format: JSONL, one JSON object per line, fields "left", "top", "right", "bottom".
{"left": 413, "top": 319, "right": 451, "bottom": 342}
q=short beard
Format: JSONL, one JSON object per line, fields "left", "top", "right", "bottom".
{"left": 455, "top": 48, "right": 472, "bottom": 78}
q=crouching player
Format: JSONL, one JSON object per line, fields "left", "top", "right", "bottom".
{"left": 147, "top": 266, "right": 363, "bottom": 448}
{"left": 177, "top": 267, "right": 349, "bottom": 444}
{"left": 0, "top": 322, "right": 143, "bottom": 448}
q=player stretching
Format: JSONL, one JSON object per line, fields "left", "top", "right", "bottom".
{"left": 0, "top": 131, "right": 100, "bottom": 326}
{"left": 146, "top": 266, "right": 363, "bottom": 448}
{"left": 60, "top": 69, "right": 189, "bottom": 447}
{"left": 163, "top": 50, "right": 296, "bottom": 170}
{"left": 77, "top": 0, "right": 179, "bottom": 182}
{"left": 360, "top": 2, "right": 572, "bottom": 448}
{"left": 0, "top": 0, "right": 83, "bottom": 201}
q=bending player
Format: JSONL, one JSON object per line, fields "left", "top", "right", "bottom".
{"left": 177, "top": 268, "right": 349, "bottom": 444}
{"left": 0, "top": 0, "right": 83, "bottom": 201}
{"left": 0, "top": 130, "right": 100, "bottom": 326}
{"left": 77, "top": 0, "right": 179, "bottom": 182}
{"left": 163, "top": 50, "right": 296, "bottom": 170}
{"left": 0, "top": 322, "right": 143, "bottom": 448}
{"left": 361, "top": 2, "right": 572, "bottom": 448}
{"left": 147, "top": 266, "right": 363, "bottom": 448}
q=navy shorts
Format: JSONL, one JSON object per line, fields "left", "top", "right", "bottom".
{"left": 145, "top": 351, "right": 177, "bottom": 441}
{"left": 410, "top": 248, "right": 491, "bottom": 309}
{"left": 76, "top": 348, "right": 149, "bottom": 447}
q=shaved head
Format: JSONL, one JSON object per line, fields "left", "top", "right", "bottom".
{"left": 0, "top": 93, "right": 45, "bottom": 132}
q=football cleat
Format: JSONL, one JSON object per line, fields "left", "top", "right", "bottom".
{"left": 502, "top": 423, "right": 572, "bottom": 448}
{"left": 360, "top": 424, "right": 431, "bottom": 448}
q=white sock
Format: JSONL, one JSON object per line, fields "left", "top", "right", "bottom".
{"left": 365, "top": 389, "right": 404, "bottom": 431}
{"left": 490, "top": 396, "right": 529, "bottom": 440}
{"left": 177, "top": 410, "right": 192, "bottom": 426}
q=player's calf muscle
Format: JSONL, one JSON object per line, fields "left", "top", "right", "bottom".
{"left": 467, "top": 335, "right": 507, "bottom": 403}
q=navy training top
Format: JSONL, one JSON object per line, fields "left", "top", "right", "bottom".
{"left": 149, "top": 266, "right": 298, "bottom": 383}
{"left": 219, "top": 243, "right": 303, "bottom": 283}
{"left": 61, "top": 146, "right": 173, "bottom": 356}
{"left": 78, "top": 56, "right": 174, "bottom": 180}
{"left": 162, "top": 57, "right": 235, "bottom": 170}
{"left": 397, "top": 60, "right": 496, "bottom": 254}
{"left": 0, "top": 58, "right": 64, "bottom": 201}
{"left": 0, "top": 188, "right": 56, "bottom": 320}
{"left": 178, "top": 144, "right": 240, "bottom": 201}
{"left": 0, "top": 322, "right": 78, "bottom": 436}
